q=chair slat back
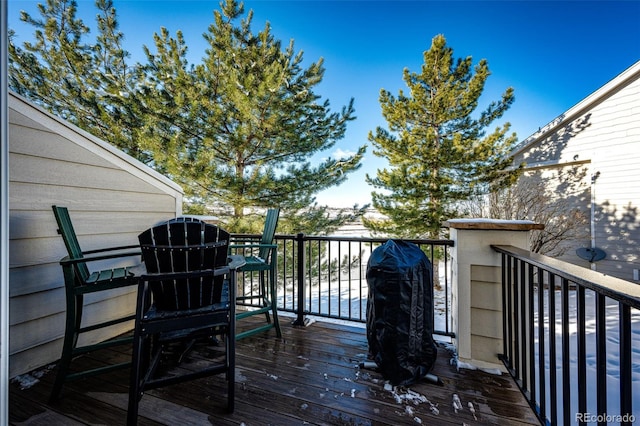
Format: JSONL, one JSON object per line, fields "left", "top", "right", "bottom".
{"left": 138, "top": 220, "right": 230, "bottom": 311}
{"left": 258, "top": 208, "right": 280, "bottom": 260}
{"left": 52, "top": 205, "right": 90, "bottom": 282}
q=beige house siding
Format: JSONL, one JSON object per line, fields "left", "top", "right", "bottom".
{"left": 8, "top": 92, "right": 184, "bottom": 378}
{"left": 512, "top": 61, "right": 640, "bottom": 282}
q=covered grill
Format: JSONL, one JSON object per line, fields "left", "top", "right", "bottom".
{"left": 366, "top": 240, "right": 438, "bottom": 386}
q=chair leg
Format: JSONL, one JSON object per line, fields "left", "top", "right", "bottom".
{"left": 127, "top": 329, "right": 145, "bottom": 426}
{"left": 268, "top": 266, "right": 282, "bottom": 338}
{"left": 49, "top": 292, "right": 83, "bottom": 403}
{"left": 259, "top": 271, "right": 271, "bottom": 324}
{"left": 227, "top": 326, "right": 235, "bottom": 413}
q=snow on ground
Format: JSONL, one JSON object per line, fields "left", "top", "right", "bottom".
{"left": 534, "top": 288, "right": 640, "bottom": 421}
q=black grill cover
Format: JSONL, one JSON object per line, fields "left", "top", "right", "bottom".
{"left": 366, "top": 240, "right": 437, "bottom": 386}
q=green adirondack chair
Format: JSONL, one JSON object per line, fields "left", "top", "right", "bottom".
{"left": 49, "top": 206, "right": 141, "bottom": 402}
{"left": 230, "top": 208, "right": 282, "bottom": 340}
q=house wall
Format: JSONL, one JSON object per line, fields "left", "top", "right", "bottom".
{"left": 515, "top": 164, "right": 592, "bottom": 260}
{"left": 512, "top": 62, "right": 640, "bottom": 282}
{"left": 8, "top": 92, "right": 184, "bottom": 378}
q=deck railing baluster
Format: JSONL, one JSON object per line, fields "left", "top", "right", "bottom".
{"left": 538, "top": 267, "right": 547, "bottom": 421}
{"left": 528, "top": 262, "right": 536, "bottom": 407}
{"left": 577, "top": 286, "right": 587, "bottom": 420}
{"left": 493, "top": 245, "right": 639, "bottom": 426}
{"left": 596, "top": 293, "right": 607, "bottom": 425}
{"left": 548, "top": 272, "right": 557, "bottom": 425}
{"left": 508, "top": 256, "right": 515, "bottom": 370}
{"left": 561, "top": 277, "right": 571, "bottom": 426}
{"left": 620, "top": 303, "right": 632, "bottom": 426}
{"left": 520, "top": 258, "right": 528, "bottom": 390}
{"left": 513, "top": 258, "right": 520, "bottom": 382}
{"left": 501, "top": 253, "right": 510, "bottom": 369}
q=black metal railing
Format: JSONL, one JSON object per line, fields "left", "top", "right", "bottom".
{"left": 233, "top": 233, "right": 455, "bottom": 337}
{"left": 493, "top": 245, "right": 640, "bottom": 426}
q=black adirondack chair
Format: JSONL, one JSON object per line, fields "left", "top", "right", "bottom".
{"left": 50, "top": 205, "right": 141, "bottom": 402}
{"left": 128, "top": 220, "right": 244, "bottom": 425}
{"left": 229, "top": 208, "right": 282, "bottom": 339}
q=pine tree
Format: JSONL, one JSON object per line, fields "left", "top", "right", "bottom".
{"left": 9, "top": 0, "right": 145, "bottom": 160}
{"left": 9, "top": 0, "right": 366, "bottom": 233}
{"left": 137, "top": 0, "right": 365, "bottom": 228}
{"left": 364, "top": 34, "right": 521, "bottom": 238}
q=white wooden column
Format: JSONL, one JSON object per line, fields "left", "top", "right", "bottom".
{"left": 446, "top": 219, "right": 543, "bottom": 370}
{"left": 1, "top": 2, "right": 9, "bottom": 420}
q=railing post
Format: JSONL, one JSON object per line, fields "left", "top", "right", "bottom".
{"left": 445, "top": 219, "right": 543, "bottom": 370}
{"left": 292, "top": 233, "right": 307, "bottom": 326}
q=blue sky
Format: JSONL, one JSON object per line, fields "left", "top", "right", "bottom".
{"left": 8, "top": 0, "right": 640, "bottom": 207}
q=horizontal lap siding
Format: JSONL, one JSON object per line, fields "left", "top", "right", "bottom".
{"left": 8, "top": 93, "right": 183, "bottom": 378}
{"left": 515, "top": 68, "right": 640, "bottom": 282}
{"left": 589, "top": 77, "right": 640, "bottom": 279}
{"left": 10, "top": 182, "right": 177, "bottom": 213}
{"left": 11, "top": 153, "right": 168, "bottom": 194}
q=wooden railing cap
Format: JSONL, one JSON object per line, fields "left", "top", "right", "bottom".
{"left": 444, "top": 219, "right": 545, "bottom": 231}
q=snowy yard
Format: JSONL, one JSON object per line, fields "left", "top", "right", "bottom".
{"left": 534, "top": 288, "right": 640, "bottom": 421}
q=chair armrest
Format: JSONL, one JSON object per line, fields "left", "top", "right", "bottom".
{"left": 228, "top": 243, "right": 277, "bottom": 249}
{"left": 60, "top": 249, "right": 142, "bottom": 266}
{"left": 229, "top": 237, "right": 261, "bottom": 244}
{"left": 227, "top": 255, "right": 246, "bottom": 270}
{"left": 82, "top": 244, "right": 140, "bottom": 255}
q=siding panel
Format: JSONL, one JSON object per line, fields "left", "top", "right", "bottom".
{"left": 10, "top": 182, "right": 176, "bottom": 212}
{"left": 513, "top": 62, "right": 640, "bottom": 283}
{"left": 11, "top": 153, "right": 165, "bottom": 194}
{"left": 9, "top": 263, "right": 61, "bottom": 297}
{"left": 8, "top": 92, "right": 183, "bottom": 378}
{"left": 9, "top": 118, "right": 119, "bottom": 169}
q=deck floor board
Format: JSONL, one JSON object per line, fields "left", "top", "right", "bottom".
{"left": 10, "top": 316, "right": 540, "bottom": 425}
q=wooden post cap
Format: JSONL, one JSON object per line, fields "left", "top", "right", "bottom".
{"left": 444, "top": 219, "right": 545, "bottom": 231}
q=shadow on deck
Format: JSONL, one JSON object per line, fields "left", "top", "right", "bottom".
{"left": 9, "top": 316, "right": 539, "bottom": 425}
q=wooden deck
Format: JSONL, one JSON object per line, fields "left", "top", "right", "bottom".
{"left": 9, "top": 316, "right": 540, "bottom": 425}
